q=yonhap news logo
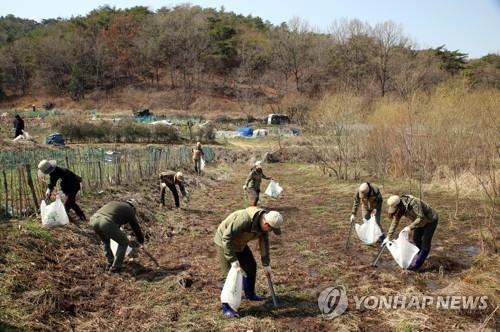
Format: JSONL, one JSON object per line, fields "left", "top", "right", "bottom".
{"left": 318, "top": 285, "right": 490, "bottom": 320}
{"left": 318, "top": 286, "right": 348, "bottom": 320}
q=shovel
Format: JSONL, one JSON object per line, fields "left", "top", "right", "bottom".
{"left": 266, "top": 274, "right": 279, "bottom": 308}
{"left": 141, "top": 245, "right": 160, "bottom": 268}
{"left": 372, "top": 244, "right": 386, "bottom": 267}
{"left": 345, "top": 219, "right": 354, "bottom": 250}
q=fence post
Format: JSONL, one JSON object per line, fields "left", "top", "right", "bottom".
{"left": 3, "top": 170, "right": 8, "bottom": 218}
{"left": 25, "top": 164, "right": 38, "bottom": 211}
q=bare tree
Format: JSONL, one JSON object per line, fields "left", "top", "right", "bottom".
{"left": 371, "top": 21, "right": 409, "bottom": 96}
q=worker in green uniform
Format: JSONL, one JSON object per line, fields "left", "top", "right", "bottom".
{"left": 385, "top": 195, "right": 439, "bottom": 271}
{"left": 243, "top": 161, "right": 273, "bottom": 206}
{"left": 350, "top": 182, "right": 384, "bottom": 243}
{"left": 214, "top": 207, "right": 284, "bottom": 318}
{"left": 90, "top": 199, "right": 144, "bottom": 272}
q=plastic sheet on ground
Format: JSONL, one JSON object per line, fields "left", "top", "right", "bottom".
{"left": 355, "top": 215, "right": 383, "bottom": 245}
{"left": 220, "top": 266, "right": 243, "bottom": 311}
{"left": 387, "top": 230, "right": 420, "bottom": 269}
{"left": 265, "top": 180, "right": 283, "bottom": 198}
{"left": 40, "top": 195, "right": 69, "bottom": 228}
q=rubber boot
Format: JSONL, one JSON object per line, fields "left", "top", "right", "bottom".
{"left": 110, "top": 243, "right": 127, "bottom": 272}
{"left": 242, "top": 276, "right": 265, "bottom": 301}
{"left": 221, "top": 303, "right": 238, "bottom": 318}
{"left": 408, "top": 249, "right": 429, "bottom": 271}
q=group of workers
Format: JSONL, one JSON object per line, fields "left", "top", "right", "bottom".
{"left": 36, "top": 144, "right": 439, "bottom": 319}
{"left": 350, "top": 182, "right": 438, "bottom": 271}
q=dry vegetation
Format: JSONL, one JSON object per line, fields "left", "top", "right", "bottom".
{"left": 0, "top": 160, "right": 498, "bottom": 331}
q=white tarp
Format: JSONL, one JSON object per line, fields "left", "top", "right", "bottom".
{"left": 265, "top": 180, "right": 283, "bottom": 198}
{"left": 220, "top": 266, "right": 243, "bottom": 311}
{"left": 387, "top": 230, "right": 420, "bottom": 269}
{"left": 40, "top": 196, "right": 69, "bottom": 228}
{"left": 355, "top": 215, "right": 383, "bottom": 245}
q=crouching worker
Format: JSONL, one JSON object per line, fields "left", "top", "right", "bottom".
{"left": 159, "top": 171, "right": 189, "bottom": 208}
{"left": 385, "top": 195, "right": 438, "bottom": 271}
{"left": 38, "top": 159, "right": 86, "bottom": 221}
{"left": 90, "top": 199, "right": 144, "bottom": 273}
{"left": 350, "top": 182, "right": 384, "bottom": 243}
{"left": 214, "top": 207, "right": 284, "bottom": 318}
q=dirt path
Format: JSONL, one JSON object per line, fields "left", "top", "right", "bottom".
{"left": 0, "top": 161, "right": 497, "bottom": 331}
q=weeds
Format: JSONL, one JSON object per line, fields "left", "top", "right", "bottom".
{"left": 23, "top": 219, "right": 53, "bottom": 241}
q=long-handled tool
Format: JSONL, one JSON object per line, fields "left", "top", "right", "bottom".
{"left": 266, "top": 274, "right": 279, "bottom": 307}
{"left": 141, "top": 246, "right": 160, "bottom": 268}
{"left": 345, "top": 220, "right": 354, "bottom": 250}
{"left": 372, "top": 244, "right": 386, "bottom": 267}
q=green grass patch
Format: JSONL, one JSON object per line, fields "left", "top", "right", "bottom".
{"left": 24, "top": 219, "right": 53, "bottom": 241}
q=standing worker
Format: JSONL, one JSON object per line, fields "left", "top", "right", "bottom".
{"left": 214, "top": 207, "right": 284, "bottom": 318}
{"left": 13, "top": 114, "right": 24, "bottom": 138}
{"left": 90, "top": 199, "right": 144, "bottom": 272}
{"left": 38, "top": 159, "right": 86, "bottom": 221}
{"left": 159, "top": 171, "right": 189, "bottom": 208}
{"left": 385, "top": 195, "right": 439, "bottom": 271}
{"left": 192, "top": 142, "right": 205, "bottom": 175}
{"left": 243, "top": 161, "right": 273, "bottom": 206}
{"left": 350, "top": 182, "right": 385, "bottom": 243}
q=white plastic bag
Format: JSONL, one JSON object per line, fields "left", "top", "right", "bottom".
{"left": 265, "top": 180, "right": 283, "bottom": 198}
{"left": 355, "top": 215, "right": 383, "bottom": 244}
{"left": 220, "top": 266, "right": 243, "bottom": 311}
{"left": 40, "top": 195, "right": 69, "bottom": 228}
{"left": 200, "top": 157, "right": 205, "bottom": 171}
{"left": 110, "top": 239, "right": 133, "bottom": 257}
{"left": 387, "top": 230, "right": 420, "bottom": 269}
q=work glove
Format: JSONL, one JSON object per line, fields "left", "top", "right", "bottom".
{"left": 402, "top": 226, "right": 411, "bottom": 233}
{"left": 263, "top": 265, "right": 272, "bottom": 277}
{"left": 382, "top": 238, "right": 389, "bottom": 246}
{"left": 371, "top": 209, "right": 377, "bottom": 216}
{"left": 350, "top": 214, "right": 355, "bottom": 223}
{"left": 243, "top": 185, "right": 247, "bottom": 190}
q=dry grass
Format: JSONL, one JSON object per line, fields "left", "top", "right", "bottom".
{"left": 0, "top": 141, "right": 498, "bottom": 331}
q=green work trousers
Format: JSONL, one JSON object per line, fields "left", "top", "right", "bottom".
{"left": 90, "top": 213, "right": 129, "bottom": 270}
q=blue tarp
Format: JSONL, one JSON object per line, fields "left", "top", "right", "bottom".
{"left": 238, "top": 127, "right": 253, "bottom": 137}
{"left": 46, "top": 133, "right": 65, "bottom": 146}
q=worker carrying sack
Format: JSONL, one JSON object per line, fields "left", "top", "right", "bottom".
{"left": 355, "top": 216, "right": 383, "bottom": 245}
{"left": 220, "top": 266, "right": 243, "bottom": 311}
{"left": 265, "top": 180, "right": 283, "bottom": 198}
{"left": 386, "top": 229, "right": 420, "bottom": 269}
{"left": 40, "top": 195, "right": 69, "bottom": 228}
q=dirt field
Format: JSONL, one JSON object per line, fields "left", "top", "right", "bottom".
{"left": 0, "top": 146, "right": 498, "bottom": 331}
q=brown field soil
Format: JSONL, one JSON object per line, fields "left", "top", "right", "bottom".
{"left": 0, "top": 156, "right": 498, "bottom": 331}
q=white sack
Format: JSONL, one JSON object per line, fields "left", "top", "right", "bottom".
{"left": 387, "top": 230, "right": 420, "bottom": 269}
{"left": 220, "top": 266, "right": 243, "bottom": 311}
{"left": 265, "top": 180, "right": 283, "bottom": 198}
{"left": 355, "top": 215, "right": 383, "bottom": 245}
{"left": 40, "top": 195, "right": 69, "bottom": 228}
{"left": 110, "top": 239, "right": 133, "bottom": 257}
